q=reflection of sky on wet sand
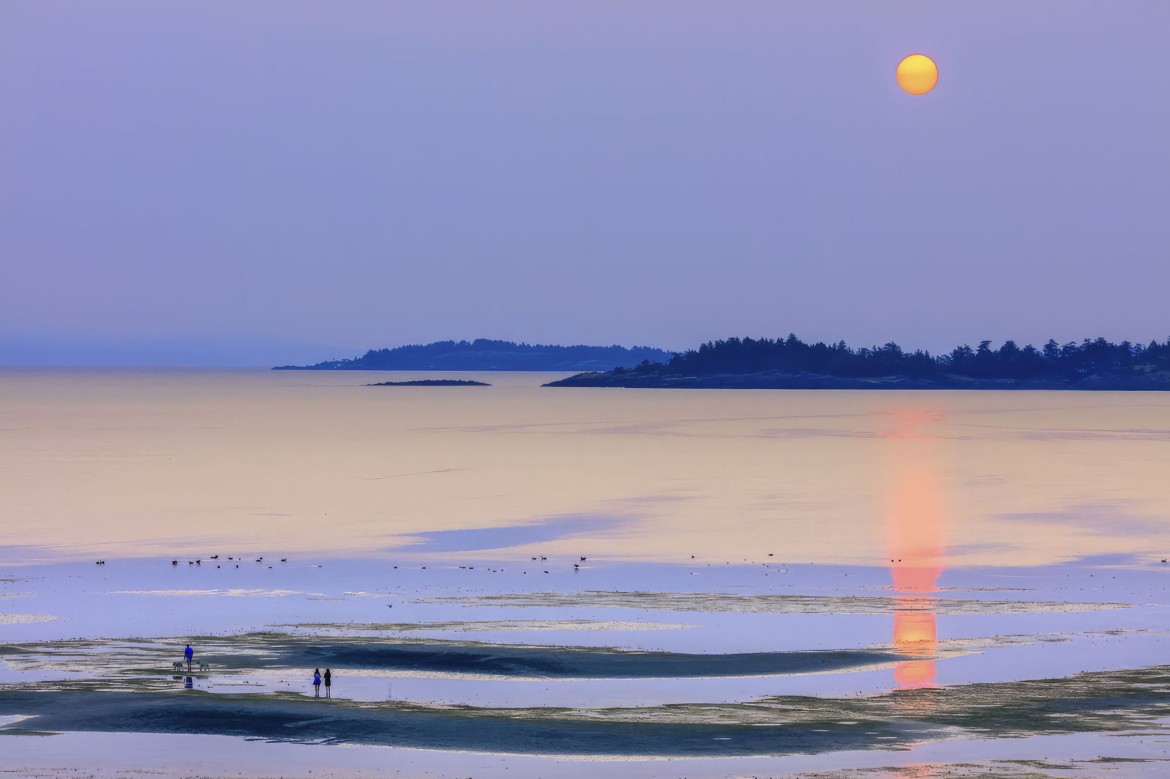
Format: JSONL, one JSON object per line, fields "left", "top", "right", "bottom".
{"left": 2, "top": 728, "right": 1168, "bottom": 779}
{"left": 892, "top": 609, "right": 938, "bottom": 689}
{"left": 884, "top": 409, "right": 944, "bottom": 690}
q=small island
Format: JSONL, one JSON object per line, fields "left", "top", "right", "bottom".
{"left": 367, "top": 379, "right": 490, "bottom": 387}
{"left": 545, "top": 335, "right": 1170, "bottom": 390}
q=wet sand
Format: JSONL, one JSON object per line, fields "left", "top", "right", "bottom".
{"left": 3, "top": 554, "right": 1170, "bottom": 775}
{"left": 2, "top": 661, "right": 1168, "bottom": 755}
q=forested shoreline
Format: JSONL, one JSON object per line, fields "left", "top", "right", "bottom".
{"left": 547, "top": 335, "right": 1170, "bottom": 390}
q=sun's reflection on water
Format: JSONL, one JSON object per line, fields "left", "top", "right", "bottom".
{"left": 893, "top": 608, "right": 938, "bottom": 688}
{"left": 884, "top": 409, "right": 946, "bottom": 690}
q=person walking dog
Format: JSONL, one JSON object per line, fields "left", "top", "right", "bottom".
{"left": 184, "top": 644, "right": 194, "bottom": 672}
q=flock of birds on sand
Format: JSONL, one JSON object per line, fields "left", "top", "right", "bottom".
{"left": 167, "top": 555, "right": 290, "bottom": 569}
{"left": 82, "top": 554, "right": 884, "bottom": 581}
{"left": 143, "top": 554, "right": 597, "bottom": 576}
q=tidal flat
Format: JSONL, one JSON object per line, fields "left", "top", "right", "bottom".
{"left": 3, "top": 555, "right": 1170, "bottom": 776}
{"left": 2, "top": 664, "right": 1169, "bottom": 754}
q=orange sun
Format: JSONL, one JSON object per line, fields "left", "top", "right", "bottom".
{"left": 897, "top": 54, "right": 938, "bottom": 95}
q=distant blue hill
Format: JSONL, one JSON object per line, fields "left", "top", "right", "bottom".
{"left": 274, "top": 339, "right": 672, "bottom": 372}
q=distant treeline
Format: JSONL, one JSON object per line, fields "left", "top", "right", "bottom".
{"left": 275, "top": 339, "right": 671, "bottom": 372}
{"left": 618, "top": 335, "right": 1170, "bottom": 381}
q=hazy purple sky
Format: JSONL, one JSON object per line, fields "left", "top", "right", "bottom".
{"left": 2, "top": 2, "right": 1168, "bottom": 365}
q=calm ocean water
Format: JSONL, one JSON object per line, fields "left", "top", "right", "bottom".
{"left": 2, "top": 368, "right": 1168, "bottom": 568}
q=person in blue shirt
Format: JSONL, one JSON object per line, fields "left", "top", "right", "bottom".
{"left": 184, "top": 644, "right": 194, "bottom": 671}
{"left": 312, "top": 668, "right": 322, "bottom": 698}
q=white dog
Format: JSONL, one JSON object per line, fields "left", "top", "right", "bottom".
{"left": 198, "top": 662, "right": 210, "bottom": 672}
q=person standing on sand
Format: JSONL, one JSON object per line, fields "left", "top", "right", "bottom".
{"left": 313, "top": 668, "right": 321, "bottom": 698}
{"left": 184, "top": 644, "right": 194, "bottom": 671}
{"left": 324, "top": 668, "right": 332, "bottom": 698}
